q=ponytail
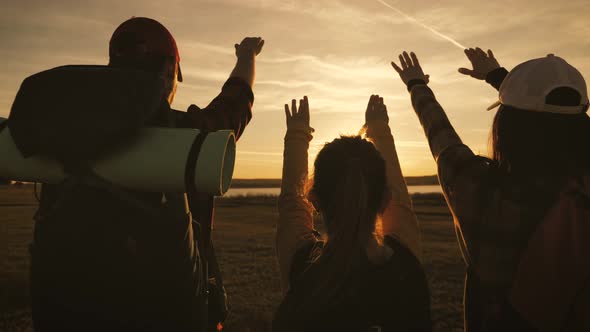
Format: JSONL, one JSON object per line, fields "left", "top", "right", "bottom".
{"left": 322, "top": 159, "right": 374, "bottom": 268}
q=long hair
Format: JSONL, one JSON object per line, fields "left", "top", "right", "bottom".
{"left": 274, "top": 136, "right": 387, "bottom": 329}
{"left": 490, "top": 87, "right": 590, "bottom": 179}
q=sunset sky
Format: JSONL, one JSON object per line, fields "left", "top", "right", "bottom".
{"left": 1, "top": 0, "right": 588, "bottom": 178}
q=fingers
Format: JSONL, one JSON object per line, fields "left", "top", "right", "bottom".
{"left": 367, "top": 94, "right": 376, "bottom": 112}
{"left": 465, "top": 47, "right": 492, "bottom": 60}
{"left": 367, "top": 95, "right": 385, "bottom": 110}
{"left": 410, "top": 52, "right": 420, "bottom": 66}
{"left": 237, "top": 37, "right": 265, "bottom": 55}
{"left": 284, "top": 104, "right": 290, "bottom": 124}
{"left": 391, "top": 61, "right": 402, "bottom": 74}
{"left": 378, "top": 96, "right": 385, "bottom": 111}
{"left": 475, "top": 47, "right": 486, "bottom": 58}
{"left": 403, "top": 51, "right": 413, "bottom": 68}
{"left": 291, "top": 99, "right": 297, "bottom": 115}
{"left": 399, "top": 54, "right": 407, "bottom": 70}
{"left": 458, "top": 67, "right": 474, "bottom": 76}
{"left": 302, "top": 96, "right": 310, "bottom": 121}
{"left": 464, "top": 48, "right": 476, "bottom": 62}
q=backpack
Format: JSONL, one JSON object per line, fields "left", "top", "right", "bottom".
{"left": 509, "top": 177, "right": 590, "bottom": 331}
{"left": 468, "top": 176, "right": 590, "bottom": 332}
{"left": 272, "top": 237, "right": 432, "bottom": 332}
{"left": 6, "top": 65, "right": 227, "bottom": 331}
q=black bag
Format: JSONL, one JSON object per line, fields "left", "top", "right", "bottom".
{"left": 5, "top": 65, "right": 226, "bottom": 331}
{"left": 8, "top": 65, "right": 166, "bottom": 160}
{"left": 273, "top": 237, "right": 432, "bottom": 332}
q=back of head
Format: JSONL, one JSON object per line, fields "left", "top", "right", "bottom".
{"left": 109, "top": 17, "right": 182, "bottom": 104}
{"left": 312, "top": 136, "right": 387, "bottom": 244}
{"left": 489, "top": 55, "right": 590, "bottom": 179}
{"left": 109, "top": 17, "right": 180, "bottom": 75}
{"left": 274, "top": 136, "right": 387, "bottom": 329}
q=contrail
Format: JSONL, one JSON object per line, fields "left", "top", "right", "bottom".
{"left": 374, "top": 0, "right": 466, "bottom": 50}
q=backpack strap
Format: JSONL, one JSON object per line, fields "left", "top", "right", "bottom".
{"left": 0, "top": 118, "right": 7, "bottom": 133}
{"left": 184, "top": 131, "right": 219, "bottom": 332}
{"left": 464, "top": 157, "right": 499, "bottom": 332}
{"left": 206, "top": 240, "right": 229, "bottom": 330}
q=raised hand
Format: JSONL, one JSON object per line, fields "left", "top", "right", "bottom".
{"left": 235, "top": 37, "right": 265, "bottom": 58}
{"left": 285, "top": 96, "right": 312, "bottom": 131}
{"left": 458, "top": 47, "right": 500, "bottom": 80}
{"left": 365, "top": 94, "right": 388, "bottom": 124}
{"left": 391, "top": 51, "right": 430, "bottom": 86}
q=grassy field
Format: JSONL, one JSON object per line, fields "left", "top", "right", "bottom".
{"left": 0, "top": 186, "right": 464, "bottom": 332}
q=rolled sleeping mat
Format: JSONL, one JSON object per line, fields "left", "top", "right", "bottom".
{"left": 0, "top": 117, "right": 236, "bottom": 196}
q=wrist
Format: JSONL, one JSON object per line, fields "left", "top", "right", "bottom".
{"left": 407, "top": 79, "right": 427, "bottom": 92}
{"left": 285, "top": 124, "right": 314, "bottom": 141}
{"left": 364, "top": 121, "right": 392, "bottom": 139}
{"left": 485, "top": 67, "right": 508, "bottom": 84}
{"left": 287, "top": 123, "right": 314, "bottom": 134}
{"left": 365, "top": 119, "right": 389, "bottom": 131}
{"left": 236, "top": 50, "right": 256, "bottom": 61}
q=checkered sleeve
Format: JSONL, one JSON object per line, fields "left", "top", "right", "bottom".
{"left": 410, "top": 84, "right": 492, "bottom": 262}
{"left": 176, "top": 77, "right": 253, "bottom": 141}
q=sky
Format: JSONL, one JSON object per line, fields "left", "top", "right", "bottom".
{"left": 1, "top": 0, "right": 589, "bottom": 178}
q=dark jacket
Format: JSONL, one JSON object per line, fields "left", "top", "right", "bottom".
{"left": 31, "top": 77, "right": 253, "bottom": 332}
{"left": 409, "top": 68, "right": 590, "bottom": 331}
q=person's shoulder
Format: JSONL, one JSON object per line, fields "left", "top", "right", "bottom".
{"left": 382, "top": 235, "right": 424, "bottom": 271}
{"left": 289, "top": 240, "right": 324, "bottom": 286}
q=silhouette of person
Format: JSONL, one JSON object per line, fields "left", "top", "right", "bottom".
{"left": 30, "top": 17, "right": 264, "bottom": 332}
{"left": 273, "top": 95, "right": 431, "bottom": 331}
{"left": 392, "top": 49, "right": 590, "bottom": 331}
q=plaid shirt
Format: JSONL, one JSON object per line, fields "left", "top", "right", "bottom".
{"left": 408, "top": 71, "right": 573, "bottom": 331}
{"left": 174, "top": 77, "right": 253, "bottom": 139}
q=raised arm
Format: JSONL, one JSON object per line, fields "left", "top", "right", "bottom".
{"left": 458, "top": 47, "right": 508, "bottom": 91}
{"left": 230, "top": 37, "right": 264, "bottom": 87}
{"left": 391, "top": 52, "right": 492, "bottom": 262}
{"left": 363, "top": 95, "right": 422, "bottom": 261}
{"left": 175, "top": 37, "right": 265, "bottom": 140}
{"left": 276, "top": 96, "right": 316, "bottom": 293}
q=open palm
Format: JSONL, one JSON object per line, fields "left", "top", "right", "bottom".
{"left": 285, "top": 96, "right": 311, "bottom": 130}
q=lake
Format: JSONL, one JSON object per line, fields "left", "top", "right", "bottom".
{"left": 225, "top": 185, "right": 442, "bottom": 197}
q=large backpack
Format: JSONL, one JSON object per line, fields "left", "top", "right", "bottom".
{"left": 6, "top": 65, "right": 227, "bottom": 331}
{"left": 468, "top": 176, "right": 590, "bottom": 332}
{"left": 509, "top": 177, "right": 590, "bottom": 331}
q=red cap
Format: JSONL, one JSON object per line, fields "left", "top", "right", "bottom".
{"left": 109, "top": 17, "right": 182, "bottom": 82}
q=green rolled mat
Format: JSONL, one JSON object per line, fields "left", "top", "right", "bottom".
{"left": 0, "top": 117, "right": 236, "bottom": 196}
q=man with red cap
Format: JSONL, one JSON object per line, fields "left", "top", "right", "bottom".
{"left": 108, "top": 16, "right": 263, "bottom": 134}
{"left": 30, "top": 17, "right": 264, "bottom": 332}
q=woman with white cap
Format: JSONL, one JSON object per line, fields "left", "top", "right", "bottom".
{"left": 391, "top": 49, "right": 590, "bottom": 332}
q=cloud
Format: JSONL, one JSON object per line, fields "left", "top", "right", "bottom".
{"left": 374, "top": 0, "right": 466, "bottom": 49}
{"left": 182, "top": 41, "right": 235, "bottom": 56}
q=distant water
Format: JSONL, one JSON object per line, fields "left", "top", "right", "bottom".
{"left": 224, "top": 185, "right": 442, "bottom": 197}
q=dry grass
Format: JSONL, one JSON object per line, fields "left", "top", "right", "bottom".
{"left": 0, "top": 186, "right": 464, "bottom": 332}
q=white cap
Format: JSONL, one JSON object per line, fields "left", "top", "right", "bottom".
{"left": 487, "top": 54, "right": 589, "bottom": 114}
